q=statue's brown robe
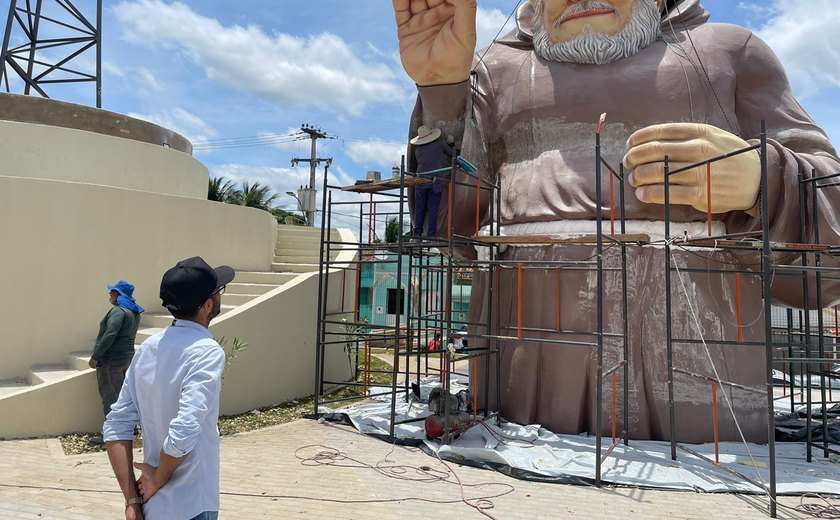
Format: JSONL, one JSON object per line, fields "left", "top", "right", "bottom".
{"left": 408, "top": 0, "right": 840, "bottom": 442}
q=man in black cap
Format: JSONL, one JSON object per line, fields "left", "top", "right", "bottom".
{"left": 103, "top": 256, "right": 234, "bottom": 520}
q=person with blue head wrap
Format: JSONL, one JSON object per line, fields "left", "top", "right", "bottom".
{"left": 88, "top": 280, "right": 144, "bottom": 443}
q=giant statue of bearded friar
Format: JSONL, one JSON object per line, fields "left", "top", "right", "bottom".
{"left": 392, "top": 0, "right": 840, "bottom": 443}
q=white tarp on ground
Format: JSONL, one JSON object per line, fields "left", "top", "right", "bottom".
{"left": 321, "top": 378, "right": 840, "bottom": 495}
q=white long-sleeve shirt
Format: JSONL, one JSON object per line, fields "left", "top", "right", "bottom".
{"left": 104, "top": 319, "right": 226, "bottom": 520}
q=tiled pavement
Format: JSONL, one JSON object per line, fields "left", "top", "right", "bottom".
{"left": 0, "top": 419, "right": 835, "bottom": 519}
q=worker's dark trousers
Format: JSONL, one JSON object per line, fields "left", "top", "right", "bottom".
{"left": 414, "top": 184, "right": 442, "bottom": 237}
{"left": 96, "top": 361, "right": 131, "bottom": 417}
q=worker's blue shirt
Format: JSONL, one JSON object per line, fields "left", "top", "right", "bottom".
{"left": 415, "top": 138, "right": 454, "bottom": 174}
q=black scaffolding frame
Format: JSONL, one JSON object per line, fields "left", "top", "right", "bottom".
{"left": 313, "top": 121, "right": 838, "bottom": 518}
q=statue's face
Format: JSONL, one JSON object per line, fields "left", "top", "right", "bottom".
{"left": 530, "top": 0, "right": 661, "bottom": 65}
{"left": 532, "top": 0, "right": 638, "bottom": 43}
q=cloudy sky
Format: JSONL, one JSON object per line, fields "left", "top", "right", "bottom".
{"left": 4, "top": 0, "right": 840, "bottom": 227}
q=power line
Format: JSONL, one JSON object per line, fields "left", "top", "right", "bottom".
{"left": 193, "top": 133, "right": 307, "bottom": 151}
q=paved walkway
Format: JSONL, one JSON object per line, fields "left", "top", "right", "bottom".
{"left": 0, "top": 419, "right": 835, "bottom": 519}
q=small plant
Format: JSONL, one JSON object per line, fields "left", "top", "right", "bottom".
{"left": 341, "top": 316, "right": 369, "bottom": 373}
{"left": 384, "top": 217, "right": 407, "bottom": 244}
{"left": 216, "top": 336, "right": 249, "bottom": 382}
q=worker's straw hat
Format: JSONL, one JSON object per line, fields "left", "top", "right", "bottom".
{"left": 410, "top": 125, "right": 442, "bottom": 146}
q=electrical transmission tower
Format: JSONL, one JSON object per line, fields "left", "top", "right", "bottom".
{"left": 291, "top": 124, "right": 333, "bottom": 227}
{"left": 1, "top": 0, "right": 102, "bottom": 107}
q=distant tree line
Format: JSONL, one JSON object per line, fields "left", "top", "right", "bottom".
{"left": 208, "top": 176, "right": 304, "bottom": 225}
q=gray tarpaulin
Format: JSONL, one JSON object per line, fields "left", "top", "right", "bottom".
{"left": 322, "top": 378, "right": 840, "bottom": 494}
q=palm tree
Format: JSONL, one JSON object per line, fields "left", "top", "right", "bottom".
{"left": 385, "top": 217, "right": 407, "bottom": 243}
{"left": 240, "top": 181, "right": 279, "bottom": 211}
{"left": 208, "top": 176, "right": 239, "bottom": 202}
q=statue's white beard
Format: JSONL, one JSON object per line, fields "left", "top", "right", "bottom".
{"left": 532, "top": 0, "right": 661, "bottom": 65}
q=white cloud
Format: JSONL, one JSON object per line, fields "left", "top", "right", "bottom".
{"left": 113, "top": 0, "right": 409, "bottom": 116}
{"left": 476, "top": 7, "right": 518, "bottom": 51}
{"left": 136, "top": 68, "right": 164, "bottom": 92}
{"left": 103, "top": 61, "right": 125, "bottom": 78}
{"left": 128, "top": 107, "right": 217, "bottom": 145}
{"left": 746, "top": 0, "right": 840, "bottom": 98}
{"left": 735, "top": 2, "right": 777, "bottom": 23}
{"left": 345, "top": 140, "right": 406, "bottom": 168}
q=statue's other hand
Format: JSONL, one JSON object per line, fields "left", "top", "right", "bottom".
{"left": 623, "top": 123, "right": 760, "bottom": 215}
{"left": 392, "top": 0, "right": 477, "bottom": 86}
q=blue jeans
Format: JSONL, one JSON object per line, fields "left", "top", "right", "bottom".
{"left": 414, "top": 184, "right": 442, "bottom": 237}
{"left": 189, "top": 513, "right": 218, "bottom": 520}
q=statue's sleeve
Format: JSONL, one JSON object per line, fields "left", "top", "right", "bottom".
{"left": 410, "top": 57, "right": 497, "bottom": 259}
{"left": 725, "top": 32, "right": 840, "bottom": 308}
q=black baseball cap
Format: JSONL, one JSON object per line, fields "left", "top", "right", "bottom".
{"left": 160, "top": 256, "right": 235, "bottom": 314}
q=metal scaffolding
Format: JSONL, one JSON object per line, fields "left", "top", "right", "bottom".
{"left": 314, "top": 121, "right": 839, "bottom": 518}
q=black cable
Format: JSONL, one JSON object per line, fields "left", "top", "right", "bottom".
{"left": 666, "top": 1, "right": 736, "bottom": 134}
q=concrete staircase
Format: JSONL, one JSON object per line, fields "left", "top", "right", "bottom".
{"left": 0, "top": 224, "right": 333, "bottom": 402}
{"left": 271, "top": 225, "right": 341, "bottom": 273}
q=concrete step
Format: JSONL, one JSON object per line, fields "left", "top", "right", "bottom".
{"left": 225, "top": 282, "right": 278, "bottom": 295}
{"left": 141, "top": 313, "right": 174, "bottom": 329}
{"left": 68, "top": 351, "right": 94, "bottom": 371}
{"left": 221, "top": 293, "right": 261, "bottom": 306}
{"left": 273, "top": 255, "right": 322, "bottom": 264}
{"left": 271, "top": 262, "right": 320, "bottom": 274}
{"left": 273, "top": 247, "right": 322, "bottom": 257}
{"left": 274, "top": 250, "right": 339, "bottom": 263}
{"left": 0, "top": 378, "right": 29, "bottom": 398}
{"left": 276, "top": 226, "right": 338, "bottom": 237}
{"left": 275, "top": 237, "right": 327, "bottom": 249}
{"left": 234, "top": 271, "right": 298, "bottom": 285}
{"left": 28, "top": 364, "right": 79, "bottom": 385}
{"left": 136, "top": 327, "right": 164, "bottom": 344}
{"left": 277, "top": 228, "right": 340, "bottom": 238}
{"left": 141, "top": 305, "right": 237, "bottom": 328}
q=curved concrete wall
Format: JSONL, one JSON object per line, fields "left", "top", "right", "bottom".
{"left": 0, "top": 119, "right": 207, "bottom": 198}
{"left": 0, "top": 175, "right": 277, "bottom": 380}
{"left": 0, "top": 93, "right": 192, "bottom": 153}
{"left": 0, "top": 232, "right": 357, "bottom": 439}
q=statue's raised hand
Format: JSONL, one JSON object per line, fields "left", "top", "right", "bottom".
{"left": 393, "top": 0, "right": 477, "bottom": 86}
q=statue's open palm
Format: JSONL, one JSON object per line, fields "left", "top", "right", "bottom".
{"left": 392, "top": 0, "right": 477, "bottom": 85}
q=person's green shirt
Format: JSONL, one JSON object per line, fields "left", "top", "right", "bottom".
{"left": 91, "top": 306, "right": 141, "bottom": 364}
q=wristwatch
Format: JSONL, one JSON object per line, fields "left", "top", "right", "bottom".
{"left": 125, "top": 497, "right": 143, "bottom": 507}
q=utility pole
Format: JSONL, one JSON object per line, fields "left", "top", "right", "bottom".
{"left": 291, "top": 124, "right": 332, "bottom": 226}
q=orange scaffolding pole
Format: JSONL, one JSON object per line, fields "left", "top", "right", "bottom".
{"left": 447, "top": 175, "right": 453, "bottom": 240}
{"left": 517, "top": 263, "right": 523, "bottom": 339}
{"left": 611, "top": 372, "right": 617, "bottom": 444}
{"left": 368, "top": 194, "right": 374, "bottom": 243}
{"left": 735, "top": 273, "right": 743, "bottom": 343}
{"left": 556, "top": 270, "right": 562, "bottom": 332}
{"left": 609, "top": 171, "right": 615, "bottom": 237}
{"left": 707, "top": 163, "right": 713, "bottom": 237}
{"left": 712, "top": 382, "right": 720, "bottom": 464}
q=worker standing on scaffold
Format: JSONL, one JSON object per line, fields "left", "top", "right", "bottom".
{"left": 410, "top": 125, "right": 453, "bottom": 240}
